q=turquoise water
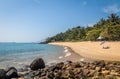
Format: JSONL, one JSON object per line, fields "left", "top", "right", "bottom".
{"left": 0, "top": 43, "right": 65, "bottom": 68}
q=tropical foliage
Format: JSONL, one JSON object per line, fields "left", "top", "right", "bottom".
{"left": 45, "top": 13, "right": 120, "bottom": 43}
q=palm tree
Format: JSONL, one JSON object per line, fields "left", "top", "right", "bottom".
{"left": 107, "top": 13, "right": 120, "bottom": 26}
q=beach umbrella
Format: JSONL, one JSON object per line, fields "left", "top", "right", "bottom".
{"left": 97, "top": 36, "right": 105, "bottom": 45}
{"left": 97, "top": 36, "right": 104, "bottom": 40}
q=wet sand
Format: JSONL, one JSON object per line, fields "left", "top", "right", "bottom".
{"left": 56, "top": 46, "right": 93, "bottom": 63}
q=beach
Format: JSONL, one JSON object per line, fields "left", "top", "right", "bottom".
{"left": 1, "top": 42, "right": 120, "bottom": 79}
{"left": 49, "top": 41, "right": 120, "bottom": 61}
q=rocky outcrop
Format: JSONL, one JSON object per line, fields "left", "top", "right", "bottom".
{"left": 30, "top": 58, "right": 45, "bottom": 70}
{"left": 0, "top": 58, "right": 120, "bottom": 79}
{"left": 0, "top": 69, "right": 8, "bottom": 79}
{"left": 17, "top": 60, "right": 120, "bottom": 79}
{"left": 6, "top": 67, "right": 18, "bottom": 78}
{"left": 0, "top": 67, "right": 18, "bottom": 79}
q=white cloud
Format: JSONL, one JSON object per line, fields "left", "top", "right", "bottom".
{"left": 103, "top": 4, "right": 120, "bottom": 13}
{"left": 83, "top": 23, "right": 94, "bottom": 27}
{"left": 82, "top": 1, "right": 87, "bottom": 6}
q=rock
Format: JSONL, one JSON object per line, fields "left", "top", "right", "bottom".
{"left": 83, "top": 69, "right": 90, "bottom": 76}
{"left": 102, "top": 68, "right": 106, "bottom": 71}
{"left": 5, "top": 67, "right": 16, "bottom": 72}
{"left": 90, "top": 65, "right": 96, "bottom": 70}
{"left": 17, "top": 68, "right": 24, "bottom": 72}
{"left": 39, "top": 76, "right": 47, "bottom": 79}
{"left": 92, "top": 76, "right": 99, "bottom": 79}
{"left": 30, "top": 58, "right": 45, "bottom": 70}
{"left": 94, "top": 72, "right": 102, "bottom": 76}
{"left": 55, "top": 62, "right": 64, "bottom": 70}
{"left": 65, "top": 60, "right": 72, "bottom": 64}
{"left": 88, "top": 70, "right": 96, "bottom": 77}
{"left": 47, "top": 71, "right": 55, "bottom": 79}
{"left": 54, "top": 70, "right": 62, "bottom": 79}
{"left": 40, "top": 69, "right": 46, "bottom": 77}
{"left": 34, "top": 70, "right": 41, "bottom": 76}
{"left": 95, "top": 67, "right": 101, "bottom": 72}
{"left": 41, "top": 71, "right": 46, "bottom": 77}
{"left": 110, "top": 70, "right": 118, "bottom": 76}
{"left": 64, "top": 64, "right": 72, "bottom": 70}
{"left": 2, "top": 60, "right": 119, "bottom": 79}
{"left": 0, "top": 69, "right": 8, "bottom": 79}
{"left": 49, "top": 62, "right": 64, "bottom": 71}
{"left": 105, "top": 75, "right": 114, "bottom": 79}
{"left": 93, "top": 61, "right": 100, "bottom": 65}
{"left": 18, "top": 71, "right": 29, "bottom": 77}
{"left": 18, "top": 78, "right": 25, "bottom": 79}
{"left": 22, "top": 65, "right": 29, "bottom": 71}
{"left": 73, "top": 68, "right": 81, "bottom": 74}
{"left": 6, "top": 67, "right": 18, "bottom": 78}
{"left": 61, "top": 71, "right": 69, "bottom": 79}
{"left": 73, "top": 62, "right": 81, "bottom": 68}
{"left": 28, "top": 71, "right": 36, "bottom": 77}
{"left": 68, "top": 70, "right": 75, "bottom": 78}
{"left": 93, "top": 60, "right": 105, "bottom": 67}
{"left": 34, "top": 76, "right": 40, "bottom": 79}
{"left": 99, "top": 60, "right": 105, "bottom": 67}
{"left": 102, "top": 70, "right": 110, "bottom": 75}
{"left": 74, "top": 74, "right": 81, "bottom": 79}
{"left": 84, "top": 65, "right": 89, "bottom": 69}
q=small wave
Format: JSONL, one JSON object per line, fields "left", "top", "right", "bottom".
{"left": 80, "top": 58, "right": 84, "bottom": 61}
{"left": 17, "top": 62, "right": 24, "bottom": 65}
{"left": 58, "top": 56, "right": 63, "bottom": 59}
{"left": 47, "top": 60, "right": 59, "bottom": 66}
{"left": 64, "top": 49, "right": 68, "bottom": 52}
{"left": 64, "top": 47, "right": 68, "bottom": 50}
{"left": 64, "top": 52, "right": 71, "bottom": 57}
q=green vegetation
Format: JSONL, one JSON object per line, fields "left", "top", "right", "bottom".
{"left": 45, "top": 13, "right": 120, "bottom": 43}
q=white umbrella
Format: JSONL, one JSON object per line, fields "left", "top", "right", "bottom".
{"left": 97, "top": 36, "right": 104, "bottom": 40}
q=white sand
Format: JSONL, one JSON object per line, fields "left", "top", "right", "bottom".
{"left": 49, "top": 41, "right": 120, "bottom": 61}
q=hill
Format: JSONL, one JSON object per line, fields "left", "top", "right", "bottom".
{"left": 45, "top": 13, "right": 120, "bottom": 43}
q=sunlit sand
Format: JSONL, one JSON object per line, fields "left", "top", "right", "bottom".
{"left": 50, "top": 41, "right": 120, "bottom": 61}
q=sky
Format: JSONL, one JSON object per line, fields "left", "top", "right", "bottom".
{"left": 0, "top": 0, "right": 120, "bottom": 42}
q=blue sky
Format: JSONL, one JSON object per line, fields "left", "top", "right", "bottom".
{"left": 0, "top": 0, "right": 120, "bottom": 42}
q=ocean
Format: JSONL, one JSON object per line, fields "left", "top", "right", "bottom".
{"left": 0, "top": 43, "right": 66, "bottom": 68}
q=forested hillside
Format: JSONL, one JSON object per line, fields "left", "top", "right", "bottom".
{"left": 45, "top": 13, "right": 120, "bottom": 43}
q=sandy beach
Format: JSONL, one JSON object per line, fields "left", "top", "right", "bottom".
{"left": 49, "top": 41, "right": 120, "bottom": 61}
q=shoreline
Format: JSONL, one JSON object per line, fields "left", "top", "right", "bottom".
{"left": 0, "top": 44, "right": 83, "bottom": 69}
{"left": 0, "top": 43, "right": 120, "bottom": 79}
{"left": 51, "top": 44, "right": 94, "bottom": 63}
{"left": 49, "top": 41, "right": 120, "bottom": 61}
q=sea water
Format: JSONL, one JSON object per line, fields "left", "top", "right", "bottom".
{"left": 0, "top": 43, "right": 65, "bottom": 68}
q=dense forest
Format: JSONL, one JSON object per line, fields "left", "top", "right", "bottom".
{"left": 44, "top": 13, "right": 120, "bottom": 43}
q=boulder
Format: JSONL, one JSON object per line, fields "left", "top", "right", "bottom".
{"left": 30, "top": 58, "right": 45, "bottom": 70}
{"left": 0, "top": 69, "right": 8, "bottom": 79}
{"left": 6, "top": 67, "right": 18, "bottom": 78}
{"left": 5, "top": 67, "right": 17, "bottom": 72}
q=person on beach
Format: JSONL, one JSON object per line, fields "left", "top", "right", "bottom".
{"left": 100, "top": 40, "right": 105, "bottom": 45}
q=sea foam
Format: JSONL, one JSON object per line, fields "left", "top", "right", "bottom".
{"left": 64, "top": 52, "right": 71, "bottom": 57}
